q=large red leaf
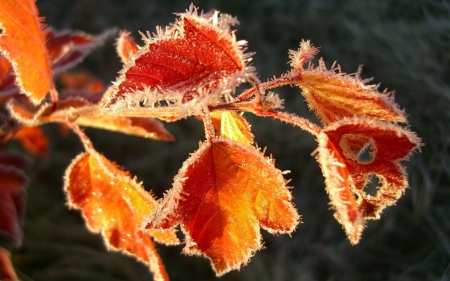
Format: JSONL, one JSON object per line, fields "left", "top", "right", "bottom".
{"left": 64, "top": 148, "right": 179, "bottom": 281}
{"left": 322, "top": 117, "right": 420, "bottom": 222}
{"left": 104, "top": 6, "right": 254, "bottom": 114}
{"left": 146, "top": 138, "right": 299, "bottom": 276}
{"left": 0, "top": 164, "right": 28, "bottom": 246}
{"left": 0, "top": 0, "right": 54, "bottom": 104}
{"left": 289, "top": 42, "right": 406, "bottom": 124}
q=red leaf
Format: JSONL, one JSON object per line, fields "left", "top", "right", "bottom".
{"left": 0, "top": 164, "right": 28, "bottom": 246}
{"left": 323, "top": 117, "right": 421, "bottom": 219}
{"left": 146, "top": 138, "right": 299, "bottom": 276}
{"left": 0, "top": 0, "right": 54, "bottom": 104}
{"left": 105, "top": 5, "right": 254, "bottom": 114}
{"left": 46, "top": 28, "right": 116, "bottom": 74}
{"left": 64, "top": 148, "right": 179, "bottom": 281}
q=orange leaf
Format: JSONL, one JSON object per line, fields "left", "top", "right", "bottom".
{"left": 315, "top": 132, "right": 364, "bottom": 244}
{"left": 0, "top": 247, "right": 19, "bottom": 281}
{"left": 105, "top": 5, "right": 254, "bottom": 113}
{"left": 146, "top": 138, "right": 299, "bottom": 276}
{"left": 116, "top": 30, "right": 139, "bottom": 64}
{"left": 210, "top": 111, "right": 254, "bottom": 145}
{"left": 13, "top": 126, "right": 48, "bottom": 157}
{"left": 8, "top": 97, "right": 175, "bottom": 141}
{"left": 324, "top": 117, "right": 421, "bottom": 219}
{"left": 0, "top": 164, "right": 28, "bottom": 246}
{"left": 0, "top": 0, "right": 54, "bottom": 104}
{"left": 289, "top": 43, "right": 406, "bottom": 124}
{"left": 64, "top": 148, "right": 179, "bottom": 281}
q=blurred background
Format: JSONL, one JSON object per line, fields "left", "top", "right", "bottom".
{"left": 2, "top": 0, "right": 449, "bottom": 280}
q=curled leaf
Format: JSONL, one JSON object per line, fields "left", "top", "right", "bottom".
{"left": 64, "top": 148, "right": 179, "bottom": 281}
{"left": 0, "top": 0, "right": 54, "bottom": 104}
{"left": 13, "top": 126, "right": 48, "bottom": 157}
{"left": 146, "top": 138, "right": 299, "bottom": 276}
{"left": 289, "top": 44, "right": 406, "bottom": 124}
{"left": 116, "top": 30, "right": 139, "bottom": 64}
{"left": 324, "top": 117, "right": 421, "bottom": 219}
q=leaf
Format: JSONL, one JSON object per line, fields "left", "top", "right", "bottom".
{"left": 0, "top": 0, "right": 54, "bottom": 104}
{"left": 0, "top": 150, "right": 32, "bottom": 169}
{"left": 104, "top": 5, "right": 254, "bottom": 114}
{"left": 146, "top": 138, "right": 299, "bottom": 276}
{"left": 0, "top": 55, "right": 18, "bottom": 103}
{"left": 8, "top": 96, "right": 174, "bottom": 141}
{"left": 13, "top": 126, "right": 48, "bottom": 157}
{"left": 315, "top": 132, "right": 364, "bottom": 244}
{"left": 289, "top": 43, "right": 406, "bottom": 124}
{"left": 0, "top": 164, "right": 28, "bottom": 246}
{"left": 46, "top": 27, "right": 117, "bottom": 74}
{"left": 0, "top": 247, "right": 19, "bottom": 281}
{"left": 318, "top": 117, "right": 420, "bottom": 232}
{"left": 116, "top": 30, "right": 139, "bottom": 64}
{"left": 64, "top": 148, "right": 179, "bottom": 281}
{"left": 210, "top": 111, "right": 254, "bottom": 145}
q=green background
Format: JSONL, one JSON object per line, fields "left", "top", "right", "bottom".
{"left": 3, "top": 0, "right": 449, "bottom": 280}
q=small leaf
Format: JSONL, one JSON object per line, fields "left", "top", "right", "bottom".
{"left": 0, "top": 55, "right": 18, "bottom": 104}
{"left": 289, "top": 44, "right": 406, "bottom": 124}
{"left": 64, "top": 148, "right": 179, "bottom": 281}
{"left": 13, "top": 126, "right": 48, "bottom": 157}
{"left": 0, "top": 0, "right": 54, "bottom": 104}
{"left": 116, "top": 30, "right": 139, "bottom": 64}
{"left": 210, "top": 111, "right": 254, "bottom": 145}
{"left": 0, "top": 164, "right": 28, "bottom": 246}
{"left": 0, "top": 247, "right": 19, "bottom": 281}
{"left": 58, "top": 70, "right": 105, "bottom": 93}
{"left": 146, "top": 138, "right": 299, "bottom": 276}
{"left": 319, "top": 117, "right": 420, "bottom": 226}
{"left": 46, "top": 27, "right": 117, "bottom": 74}
{"left": 105, "top": 5, "right": 254, "bottom": 115}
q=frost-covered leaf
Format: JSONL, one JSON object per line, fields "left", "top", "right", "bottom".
{"left": 318, "top": 117, "right": 420, "bottom": 228}
{"left": 64, "top": 148, "right": 179, "bottom": 281}
{"left": 104, "top": 5, "right": 254, "bottom": 117}
{"left": 116, "top": 30, "right": 139, "bottom": 64}
{"left": 289, "top": 42, "right": 406, "bottom": 124}
{"left": 46, "top": 27, "right": 116, "bottom": 74}
{"left": 0, "top": 164, "right": 28, "bottom": 246}
{"left": 8, "top": 96, "right": 174, "bottom": 141}
{"left": 210, "top": 111, "right": 254, "bottom": 145}
{"left": 146, "top": 138, "right": 299, "bottom": 276}
{"left": 0, "top": 0, "right": 54, "bottom": 104}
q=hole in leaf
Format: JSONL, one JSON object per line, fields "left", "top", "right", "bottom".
{"left": 363, "top": 173, "right": 383, "bottom": 196}
{"left": 339, "top": 134, "right": 376, "bottom": 164}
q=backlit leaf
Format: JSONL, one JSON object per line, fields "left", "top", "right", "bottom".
{"left": 146, "top": 138, "right": 299, "bottom": 276}
{"left": 210, "top": 111, "right": 254, "bottom": 145}
{"left": 8, "top": 96, "right": 174, "bottom": 141}
{"left": 289, "top": 44, "right": 406, "bottom": 124}
{"left": 104, "top": 5, "right": 254, "bottom": 115}
{"left": 0, "top": 0, "right": 54, "bottom": 104}
{"left": 319, "top": 117, "right": 420, "bottom": 225}
{"left": 0, "top": 247, "right": 19, "bottom": 281}
{"left": 0, "top": 164, "right": 28, "bottom": 246}
{"left": 116, "top": 30, "right": 139, "bottom": 64}
{"left": 64, "top": 148, "right": 179, "bottom": 281}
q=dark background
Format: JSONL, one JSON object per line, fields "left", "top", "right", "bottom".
{"left": 3, "top": 0, "right": 449, "bottom": 280}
